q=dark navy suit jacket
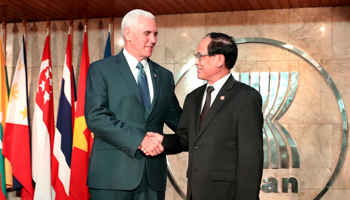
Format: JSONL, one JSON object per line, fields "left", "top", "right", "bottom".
{"left": 163, "top": 75, "right": 263, "bottom": 200}
{"left": 85, "top": 51, "right": 182, "bottom": 191}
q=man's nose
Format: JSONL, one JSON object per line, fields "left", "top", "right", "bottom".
{"left": 149, "top": 34, "right": 157, "bottom": 43}
{"left": 194, "top": 57, "right": 199, "bottom": 65}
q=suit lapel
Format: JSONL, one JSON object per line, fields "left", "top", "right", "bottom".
{"left": 115, "top": 52, "right": 145, "bottom": 110}
{"left": 193, "top": 85, "right": 207, "bottom": 136}
{"left": 148, "top": 60, "right": 159, "bottom": 115}
{"left": 196, "top": 75, "right": 236, "bottom": 140}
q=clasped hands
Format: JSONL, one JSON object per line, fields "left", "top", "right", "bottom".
{"left": 139, "top": 132, "right": 164, "bottom": 156}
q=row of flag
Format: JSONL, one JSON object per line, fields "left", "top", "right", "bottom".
{"left": 0, "top": 26, "right": 112, "bottom": 200}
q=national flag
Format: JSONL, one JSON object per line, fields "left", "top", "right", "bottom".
{"left": 104, "top": 26, "right": 112, "bottom": 58}
{"left": 69, "top": 31, "right": 92, "bottom": 200}
{"left": 0, "top": 34, "right": 8, "bottom": 200}
{"left": 52, "top": 32, "right": 76, "bottom": 200}
{"left": 2, "top": 36, "right": 34, "bottom": 200}
{"left": 32, "top": 34, "right": 54, "bottom": 200}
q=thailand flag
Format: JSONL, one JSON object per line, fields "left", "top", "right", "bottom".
{"left": 52, "top": 32, "right": 76, "bottom": 200}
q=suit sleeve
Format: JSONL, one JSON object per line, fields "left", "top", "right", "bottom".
{"left": 235, "top": 90, "right": 264, "bottom": 200}
{"left": 164, "top": 74, "right": 182, "bottom": 132}
{"left": 85, "top": 62, "right": 145, "bottom": 158}
{"left": 162, "top": 94, "right": 190, "bottom": 154}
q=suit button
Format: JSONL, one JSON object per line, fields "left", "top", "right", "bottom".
{"left": 146, "top": 123, "right": 149, "bottom": 126}
{"left": 194, "top": 146, "right": 198, "bottom": 150}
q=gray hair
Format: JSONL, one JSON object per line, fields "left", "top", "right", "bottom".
{"left": 121, "top": 9, "right": 156, "bottom": 39}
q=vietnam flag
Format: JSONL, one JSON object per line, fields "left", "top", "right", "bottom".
{"left": 69, "top": 31, "right": 92, "bottom": 200}
{"left": 32, "top": 34, "right": 55, "bottom": 200}
{"left": 0, "top": 35, "right": 8, "bottom": 200}
{"left": 3, "top": 36, "right": 34, "bottom": 200}
{"left": 52, "top": 33, "right": 76, "bottom": 200}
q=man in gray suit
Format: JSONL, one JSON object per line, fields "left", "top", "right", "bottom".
{"left": 85, "top": 9, "right": 182, "bottom": 200}
{"left": 145, "top": 32, "right": 264, "bottom": 200}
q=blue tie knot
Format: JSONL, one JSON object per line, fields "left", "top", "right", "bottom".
{"left": 137, "top": 62, "right": 146, "bottom": 76}
{"left": 136, "top": 62, "right": 143, "bottom": 69}
{"left": 136, "top": 62, "right": 143, "bottom": 70}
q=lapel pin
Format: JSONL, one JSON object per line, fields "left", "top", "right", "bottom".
{"left": 154, "top": 73, "right": 157, "bottom": 78}
{"left": 220, "top": 96, "right": 225, "bottom": 100}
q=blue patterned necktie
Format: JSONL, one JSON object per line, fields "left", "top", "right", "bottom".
{"left": 136, "top": 62, "right": 151, "bottom": 114}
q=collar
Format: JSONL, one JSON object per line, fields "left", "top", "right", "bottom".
{"left": 123, "top": 48, "right": 148, "bottom": 69}
{"left": 206, "top": 73, "right": 231, "bottom": 92}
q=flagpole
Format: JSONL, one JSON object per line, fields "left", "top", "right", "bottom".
{"left": 22, "top": 19, "right": 27, "bottom": 48}
{"left": 83, "top": 17, "right": 93, "bottom": 152}
{"left": 69, "top": 19, "right": 73, "bottom": 61}
{"left": 1, "top": 20, "right": 6, "bottom": 57}
{"left": 83, "top": 18, "right": 88, "bottom": 34}
{"left": 109, "top": 17, "right": 114, "bottom": 56}
{"left": 46, "top": 18, "right": 50, "bottom": 36}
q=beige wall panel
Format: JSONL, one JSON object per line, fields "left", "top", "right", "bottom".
{"left": 2, "top": 6, "right": 350, "bottom": 200}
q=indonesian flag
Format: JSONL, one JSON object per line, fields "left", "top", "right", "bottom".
{"left": 0, "top": 35, "right": 8, "bottom": 200}
{"left": 3, "top": 36, "right": 34, "bottom": 200}
{"left": 32, "top": 34, "right": 55, "bottom": 200}
{"left": 52, "top": 33, "right": 76, "bottom": 200}
{"left": 69, "top": 31, "right": 92, "bottom": 200}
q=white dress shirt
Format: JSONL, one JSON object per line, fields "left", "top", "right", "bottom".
{"left": 201, "top": 73, "right": 231, "bottom": 112}
{"left": 123, "top": 49, "right": 154, "bottom": 102}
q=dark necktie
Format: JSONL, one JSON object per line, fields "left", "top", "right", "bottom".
{"left": 199, "top": 86, "right": 214, "bottom": 129}
{"left": 136, "top": 62, "right": 151, "bottom": 114}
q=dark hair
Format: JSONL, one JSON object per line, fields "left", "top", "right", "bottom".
{"left": 205, "top": 32, "right": 238, "bottom": 69}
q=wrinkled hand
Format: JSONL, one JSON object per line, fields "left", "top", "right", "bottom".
{"left": 139, "top": 132, "right": 164, "bottom": 156}
{"left": 147, "top": 132, "right": 164, "bottom": 143}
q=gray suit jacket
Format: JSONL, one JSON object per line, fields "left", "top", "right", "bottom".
{"left": 163, "top": 75, "right": 263, "bottom": 200}
{"left": 85, "top": 51, "right": 182, "bottom": 191}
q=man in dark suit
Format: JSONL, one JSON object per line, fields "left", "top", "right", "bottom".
{"left": 85, "top": 9, "right": 182, "bottom": 200}
{"left": 146, "top": 32, "right": 264, "bottom": 200}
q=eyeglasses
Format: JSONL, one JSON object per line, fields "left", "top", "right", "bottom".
{"left": 194, "top": 52, "right": 209, "bottom": 61}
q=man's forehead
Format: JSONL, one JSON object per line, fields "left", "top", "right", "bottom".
{"left": 131, "top": 17, "right": 157, "bottom": 31}
{"left": 197, "top": 37, "right": 210, "bottom": 52}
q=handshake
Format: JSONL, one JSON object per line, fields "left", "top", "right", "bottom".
{"left": 138, "top": 132, "right": 164, "bottom": 156}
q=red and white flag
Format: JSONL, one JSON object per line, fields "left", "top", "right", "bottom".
{"left": 3, "top": 36, "right": 34, "bottom": 200}
{"left": 32, "top": 34, "right": 55, "bottom": 200}
{"left": 69, "top": 30, "right": 92, "bottom": 200}
{"left": 52, "top": 32, "right": 75, "bottom": 200}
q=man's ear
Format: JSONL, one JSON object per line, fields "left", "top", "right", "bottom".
{"left": 124, "top": 27, "right": 131, "bottom": 42}
{"left": 217, "top": 54, "right": 225, "bottom": 68}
